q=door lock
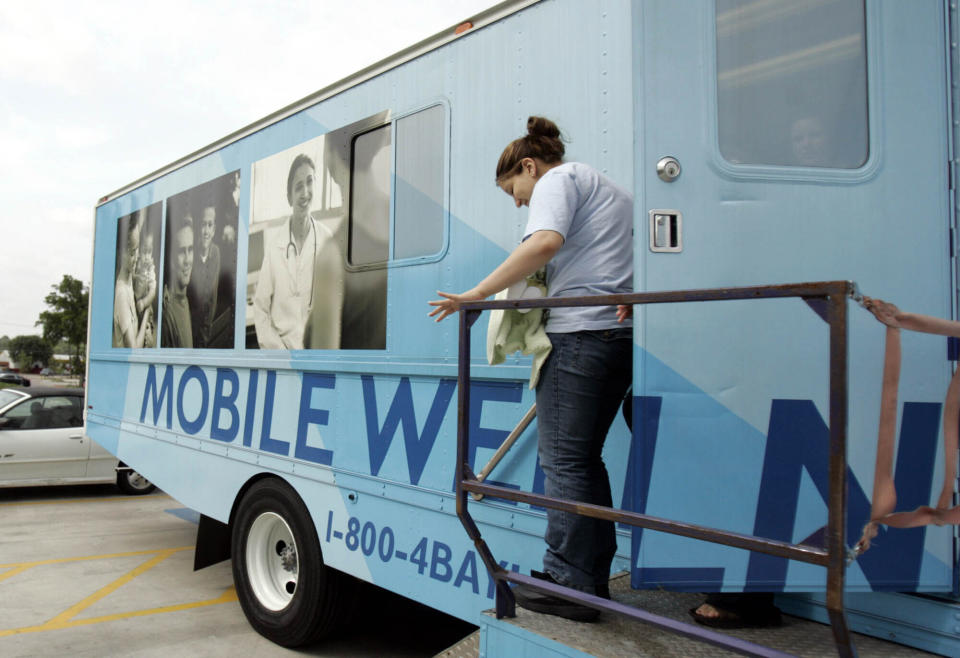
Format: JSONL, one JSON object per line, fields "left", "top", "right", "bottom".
{"left": 657, "top": 156, "right": 681, "bottom": 182}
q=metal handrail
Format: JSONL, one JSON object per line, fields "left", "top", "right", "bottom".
{"left": 454, "top": 281, "right": 856, "bottom": 658}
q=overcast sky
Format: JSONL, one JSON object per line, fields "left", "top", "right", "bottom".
{"left": 0, "top": 0, "right": 497, "bottom": 340}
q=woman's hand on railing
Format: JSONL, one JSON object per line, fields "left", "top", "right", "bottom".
{"left": 616, "top": 304, "right": 633, "bottom": 323}
{"left": 428, "top": 289, "right": 487, "bottom": 322}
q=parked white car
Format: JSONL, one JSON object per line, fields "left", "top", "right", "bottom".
{"left": 0, "top": 386, "right": 154, "bottom": 494}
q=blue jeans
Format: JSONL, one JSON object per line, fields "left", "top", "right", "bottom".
{"left": 536, "top": 328, "right": 632, "bottom": 592}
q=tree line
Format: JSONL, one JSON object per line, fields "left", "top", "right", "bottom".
{"left": 2, "top": 275, "right": 88, "bottom": 378}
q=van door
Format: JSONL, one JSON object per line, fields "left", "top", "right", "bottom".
{"left": 633, "top": 0, "right": 954, "bottom": 592}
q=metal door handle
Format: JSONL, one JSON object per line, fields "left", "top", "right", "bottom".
{"left": 649, "top": 210, "right": 683, "bottom": 252}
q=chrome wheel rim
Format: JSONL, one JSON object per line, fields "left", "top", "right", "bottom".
{"left": 127, "top": 471, "right": 151, "bottom": 490}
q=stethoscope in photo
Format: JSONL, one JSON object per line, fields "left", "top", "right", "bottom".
{"left": 285, "top": 216, "right": 316, "bottom": 308}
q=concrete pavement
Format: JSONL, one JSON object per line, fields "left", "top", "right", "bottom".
{"left": 0, "top": 485, "right": 474, "bottom": 657}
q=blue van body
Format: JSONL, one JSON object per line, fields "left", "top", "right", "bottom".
{"left": 89, "top": 1, "right": 960, "bottom": 653}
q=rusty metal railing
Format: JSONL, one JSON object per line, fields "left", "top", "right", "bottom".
{"left": 454, "top": 281, "right": 856, "bottom": 658}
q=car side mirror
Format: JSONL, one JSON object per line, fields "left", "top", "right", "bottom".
{"left": 0, "top": 417, "right": 11, "bottom": 429}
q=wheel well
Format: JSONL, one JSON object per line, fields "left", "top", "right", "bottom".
{"left": 228, "top": 473, "right": 298, "bottom": 528}
{"left": 194, "top": 473, "right": 295, "bottom": 571}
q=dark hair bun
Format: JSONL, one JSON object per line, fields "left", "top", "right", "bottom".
{"left": 495, "top": 116, "right": 566, "bottom": 181}
{"left": 527, "top": 116, "right": 561, "bottom": 140}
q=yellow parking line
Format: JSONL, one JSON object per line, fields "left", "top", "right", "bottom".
{"left": 0, "top": 565, "right": 32, "bottom": 584}
{"left": 0, "top": 546, "right": 192, "bottom": 570}
{"left": 47, "top": 546, "right": 189, "bottom": 625}
{"left": 0, "top": 545, "right": 234, "bottom": 638}
{"left": 59, "top": 587, "right": 238, "bottom": 627}
{"left": 0, "top": 587, "right": 238, "bottom": 637}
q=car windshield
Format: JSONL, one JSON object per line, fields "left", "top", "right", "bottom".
{"left": 0, "top": 389, "right": 24, "bottom": 408}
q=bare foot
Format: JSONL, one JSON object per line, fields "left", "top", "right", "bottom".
{"left": 690, "top": 599, "right": 782, "bottom": 628}
{"left": 694, "top": 603, "right": 722, "bottom": 619}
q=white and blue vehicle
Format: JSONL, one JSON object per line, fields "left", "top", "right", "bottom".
{"left": 87, "top": 1, "right": 960, "bottom": 655}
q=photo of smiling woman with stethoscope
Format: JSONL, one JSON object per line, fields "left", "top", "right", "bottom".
{"left": 251, "top": 147, "right": 344, "bottom": 350}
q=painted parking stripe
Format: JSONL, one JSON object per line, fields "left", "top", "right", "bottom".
{"left": 0, "top": 565, "right": 31, "bottom": 584}
{"left": 0, "top": 588, "right": 238, "bottom": 637}
{"left": 46, "top": 547, "right": 189, "bottom": 626}
{"left": 0, "top": 546, "right": 189, "bottom": 570}
{"left": 39, "top": 587, "right": 238, "bottom": 630}
{"left": 0, "top": 545, "right": 237, "bottom": 637}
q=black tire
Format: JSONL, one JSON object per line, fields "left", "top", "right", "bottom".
{"left": 231, "top": 478, "right": 358, "bottom": 647}
{"left": 116, "top": 468, "right": 156, "bottom": 495}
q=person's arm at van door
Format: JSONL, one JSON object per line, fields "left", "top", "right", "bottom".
{"left": 428, "top": 229, "right": 563, "bottom": 322}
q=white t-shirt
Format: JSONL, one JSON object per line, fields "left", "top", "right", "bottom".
{"left": 522, "top": 162, "right": 633, "bottom": 332}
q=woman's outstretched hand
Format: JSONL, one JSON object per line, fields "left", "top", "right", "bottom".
{"left": 428, "top": 290, "right": 486, "bottom": 322}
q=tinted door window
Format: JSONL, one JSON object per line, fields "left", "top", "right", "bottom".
{"left": 716, "top": 0, "right": 868, "bottom": 168}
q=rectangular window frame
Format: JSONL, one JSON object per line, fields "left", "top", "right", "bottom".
{"left": 345, "top": 100, "right": 450, "bottom": 272}
{"left": 708, "top": 0, "right": 882, "bottom": 185}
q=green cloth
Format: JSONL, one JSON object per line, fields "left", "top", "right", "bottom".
{"left": 486, "top": 271, "right": 552, "bottom": 389}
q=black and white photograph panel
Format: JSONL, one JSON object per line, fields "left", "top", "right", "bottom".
{"left": 112, "top": 202, "right": 162, "bottom": 348}
{"left": 161, "top": 170, "right": 240, "bottom": 349}
{"left": 247, "top": 135, "right": 345, "bottom": 350}
{"left": 246, "top": 112, "right": 390, "bottom": 351}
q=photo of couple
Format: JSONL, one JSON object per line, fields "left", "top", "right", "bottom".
{"left": 161, "top": 171, "right": 240, "bottom": 349}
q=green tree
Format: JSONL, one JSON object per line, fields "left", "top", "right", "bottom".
{"left": 9, "top": 335, "right": 52, "bottom": 371}
{"left": 0, "top": 335, "right": 10, "bottom": 350}
{"left": 36, "top": 275, "right": 89, "bottom": 378}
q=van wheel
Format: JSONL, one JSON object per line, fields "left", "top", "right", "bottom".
{"left": 231, "top": 478, "right": 357, "bottom": 647}
{"left": 116, "top": 468, "right": 156, "bottom": 495}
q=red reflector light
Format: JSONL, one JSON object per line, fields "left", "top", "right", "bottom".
{"left": 455, "top": 21, "right": 473, "bottom": 35}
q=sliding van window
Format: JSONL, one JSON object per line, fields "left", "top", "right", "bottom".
{"left": 348, "top": 104, "right": 446, "bottom": 267}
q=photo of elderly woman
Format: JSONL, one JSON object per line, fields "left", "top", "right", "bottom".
{"left": 112, "top": 202, "right": 161, "bottom": 348}
{"left": 249, "top": 138, "right": 344, "bottom": 350}
{"left": 163, "top": 171, "right": 240, "bottom": 348}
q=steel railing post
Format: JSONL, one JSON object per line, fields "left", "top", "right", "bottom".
{"left": 827, "top": 287, "right": 856, "bottom": 657}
